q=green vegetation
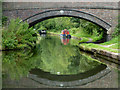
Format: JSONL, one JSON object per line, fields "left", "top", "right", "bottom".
{"left": 34, "top": 17, "right": 104, "bottom": 42}
{"left": 79, "top": 37, "right": 89, "bottom": 43}
{"left": 112, "top": 16, "right": 120, "bottom": 38}
{"left": 2, "top": 18, "right": 37, "bottom": 50}
{"left": 79, "top": 34, "right": 119, "bottom": 53}
{"left": 79, "top": 15, "right": 120, "bottom": 53}
{"left": 109, "top": 43, "right": 119, "bottom": 49}
{"left": 2, "top": 16, "right": 8, "bottom": 26}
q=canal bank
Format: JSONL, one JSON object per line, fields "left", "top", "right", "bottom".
{"left": 78, "top": 45, "right": 120, "bottom": 64}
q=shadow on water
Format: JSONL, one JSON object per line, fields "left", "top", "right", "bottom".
{"left": 2, "top": 35, "right": 111, "bottom": 87}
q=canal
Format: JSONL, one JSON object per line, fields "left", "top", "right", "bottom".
{"left": 2, "top": 35, "right": 120, "bottom": 88}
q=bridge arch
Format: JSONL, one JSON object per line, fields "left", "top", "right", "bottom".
{"left": 23, "top": 9, "right": 111, "bottom": 31}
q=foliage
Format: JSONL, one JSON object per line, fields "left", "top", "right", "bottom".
{"left": 2, "top": 18, "right": 37, "bottom": 50}
{"left": 92, "top": 32, "right": 103, "bottom": 42}
{"left": 34, "top": 17, "right": 74, "bottom": 32}
{"left": 79, "top": 19, "right": 103, "bottom": 35}
{"left": 34, "top": 17, "right": 104, "bottom": 42}
{"left": 69, "top": 28, "right": 80, "bottom": 34}
{"left": 112, "top": 16, "right": 120, "bottom": 38}
{"left": 2, "top": 16, "right": 8, "bottom": 26}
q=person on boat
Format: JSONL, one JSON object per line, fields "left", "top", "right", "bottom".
{"left": 61, "top": 29, "right": 70, "bottom": 36}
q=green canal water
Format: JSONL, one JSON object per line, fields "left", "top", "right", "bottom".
{"left": 2, "top": 35, "right": 120, "bottom": 88}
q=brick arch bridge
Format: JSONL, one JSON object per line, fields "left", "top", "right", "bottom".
{"left": 3, "top": 2, "right": 119, "bottom": 38}
{"left": 23, "top": 9, "right": 111, "bottom": 31}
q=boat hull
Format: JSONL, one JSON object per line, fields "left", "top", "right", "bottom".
{"left": 60, "top": 34, "right": 71, "bottom": 38}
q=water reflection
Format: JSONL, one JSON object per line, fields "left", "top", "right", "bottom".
{"left": 2, "top": 50, "right": 35, "bottom": 80}
{"left": 40, "top": 34, "right": 46, "bottom": 37}
{"left": 2, "top": 35, "right": 111, "bottom": 87}
{"left": 36, "top": 36, "right": 107, "bottom": 75}
{"left": 60, "top": 37, "right": 70, "bottom": 45}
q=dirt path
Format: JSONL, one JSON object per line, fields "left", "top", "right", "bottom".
{"left": 88, "top": 38, "right": 93, "bottom": 42}
{"left": 98, "top": 44, "right": 116, "bottom": 48}
{"left": 97, "top": 43, "right": 120, "bottom": 52}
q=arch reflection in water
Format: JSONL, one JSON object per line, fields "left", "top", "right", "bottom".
{"left": 29, "top": 35, "right": 111, "bottom": 87}
{"left": 29, "top": 67, "right": 110, "bottom": 87}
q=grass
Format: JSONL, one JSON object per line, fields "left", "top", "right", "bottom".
{"left": 101, "top": 36, "right": 119, "bottom": 45}
{"left": 79, "top": 37, "right": 89, "bottom": 43}
{"left": 79, "top": 35, "right": 120, "bottom": 53}
{"left": 79, "top": 43, "right": 118, "bottom": 53}
{"left": 109, "top": 43, "right": 119, "bottom": 49}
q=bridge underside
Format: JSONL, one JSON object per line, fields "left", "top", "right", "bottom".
{"left": 23, "top": 9, "right": 111, "bottom": 31}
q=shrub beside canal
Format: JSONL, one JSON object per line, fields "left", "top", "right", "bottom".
{"left": 2, "top": 18, "right": 37, "bottom": 50}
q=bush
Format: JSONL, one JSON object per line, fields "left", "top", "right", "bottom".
{"left": 112, "top": 16, "right": 120, "bottom": 38}
{"left": 2, "top": 16, "right": 8, "bottom": 26}
{"left": 112, "top": 26, "right": 120, "bottom": 38}
{"left": 2, "top": 18, "right": 37, "bottom": 50}
{"left": 92, "top": 32, "right": 103, "bottom": 42}
{"left": 69, "top": 28, "right": 79, "bottom": 34}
